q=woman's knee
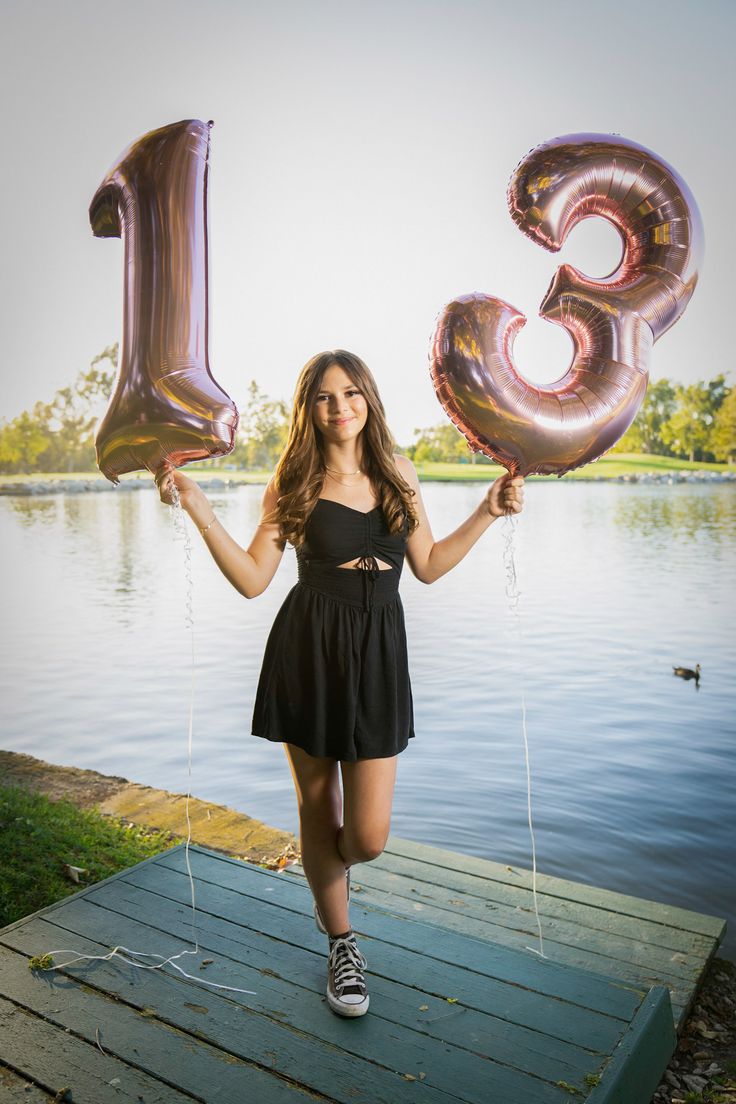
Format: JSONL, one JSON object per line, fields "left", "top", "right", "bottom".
{"left": 356, "top": 840, "right": 386, "bottom": 863}
{"left": 342, "top": 828, "right": 388, "bottom": 864}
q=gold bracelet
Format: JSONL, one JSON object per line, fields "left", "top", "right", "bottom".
{"left": 199, "top": 516, "right": 217, "bottom": 534}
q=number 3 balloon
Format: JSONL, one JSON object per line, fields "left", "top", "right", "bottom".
{"left": 90, "top": 119, "right": 239, "bottom": 483}
{"left": 430, "top": 133, "right": 704, "bottom": 477}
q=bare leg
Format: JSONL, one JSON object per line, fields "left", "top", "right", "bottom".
{"left": 282, "top": 743, "right": 350, "bottom": 935}
{"left": 338, "top": 753, "right": 399, "bottom": 866}
{"left": 283, "top": 745, "right": 400, "bottom": 935}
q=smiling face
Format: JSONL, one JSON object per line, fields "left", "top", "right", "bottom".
{"left": 311, "top": 363, "right": 369, "bottom": 445}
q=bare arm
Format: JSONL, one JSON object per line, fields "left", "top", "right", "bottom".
{"left": 157, "top": 468, "right": 285, "bottom": 598}
{"left": 396, "top": 454, "right": 524, "bottom": 585}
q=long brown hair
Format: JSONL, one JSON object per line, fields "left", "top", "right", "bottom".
{"left": 266, "top": 350, "right": 418, "bottom": 548}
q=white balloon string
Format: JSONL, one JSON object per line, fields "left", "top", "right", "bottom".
{"left": 169, "top": 488, "right": 200, "bottom": 954}
{"left": 36, "top": 486, "right": 257, "bottom": 996}
{"left": 501, "top": 511, "right": 547, "bottom": 959}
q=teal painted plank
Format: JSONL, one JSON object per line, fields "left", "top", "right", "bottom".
{"left": 0, "top": 995, "right": 195, "bottom": 1104}
{"left": 384, "top": 836, "right": 726, "bottom": 942}
{"left": 0, "top": 944, "right": 326, "bottom": 1104}
{"left": 0, "top": 1062, "right": 54, "bottom": 1102}
{"left": 84, "top": 873, "right": 629, "bottom": 1056}
{"left": 286, "top": 859, "right": 702, "bottom": 982}
{"left": 2, "top": 915, "right": 571, "bottom": 1104}
{"left": 149, "top": 847, "right": 644, "bottom": 1021}
{"left": 356, "top": 850, "right": 713, "bottom": 965}
{"left": 0, "top": 841, "right": 687, "bottom": 1104}
{"left": 283, "top": 862, "right": 696, "bottom": 1023}
{"left": 5, "top": 894, "right": 609, "bottom": 1101}
{"left": 355, "top": 842, "right": 720, "bottom": 1030}
{"left": 587, "top": 987, "right": 677, "bottom": 1104}
{"left": 74, "top": 874, "right": 632, "bottom": 1054}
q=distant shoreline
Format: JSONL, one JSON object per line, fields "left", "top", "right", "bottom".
{"left": 1, "top": 457, "right": 734, "bottom": 496}
{"left": 2, "top": 473, "right": 734, "bottom": 495}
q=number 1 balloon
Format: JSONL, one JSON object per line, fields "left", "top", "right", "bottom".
{"left": 90, "top": 119, "right": 239, "bottom": 483}
{"left": 430, "top": 133, "right": 704, "bottom": 477}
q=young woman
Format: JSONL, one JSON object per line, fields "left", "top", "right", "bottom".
{"left": 157, "top": 349, "right": 524, "bottom": 1018}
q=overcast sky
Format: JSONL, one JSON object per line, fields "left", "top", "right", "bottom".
{"left": 1, "top": 0, "right": 733, "bottom": 445}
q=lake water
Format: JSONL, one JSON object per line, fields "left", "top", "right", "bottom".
{"left": 2, "top": 481, "right": 735, "bottom": 956}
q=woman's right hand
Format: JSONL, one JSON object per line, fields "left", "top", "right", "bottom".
{"left": 154, "top": 464, "right": 211, "bottom": 526}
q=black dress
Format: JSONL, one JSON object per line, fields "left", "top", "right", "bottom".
{"left": 251, "top": 497, "right": 415, "bottom": 761}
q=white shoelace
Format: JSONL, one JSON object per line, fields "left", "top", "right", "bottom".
{"left": 329, "top": 936, "right": 367, "bottom": 994}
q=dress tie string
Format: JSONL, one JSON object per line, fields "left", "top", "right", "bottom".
{"left": 355, "top": 554, "right": 381, "bottom": 610}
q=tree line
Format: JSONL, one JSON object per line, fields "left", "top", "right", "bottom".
{"left": 408, "top": 375, "right": 735, "bottom": 465}
{"left": 1, "top": 344, "right": 734, "bottom": 474}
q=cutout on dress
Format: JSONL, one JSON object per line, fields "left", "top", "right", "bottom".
{"left": 337, "top": 557, "right": 393, "bottom": 571}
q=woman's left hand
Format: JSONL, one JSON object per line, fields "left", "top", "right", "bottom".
{"left": 484, "top": 474, "right": 525, "bottom": 518}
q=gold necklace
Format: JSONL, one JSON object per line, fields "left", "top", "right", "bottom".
{"left": 325, "top": 469, "right": 363, "bottom": 486}
{"left": 324, "top": 464, "right": 362, "bottom": 476}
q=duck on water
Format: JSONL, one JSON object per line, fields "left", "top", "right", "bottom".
{"left": 673, "top": 663, "right": 701, "bottom": 684}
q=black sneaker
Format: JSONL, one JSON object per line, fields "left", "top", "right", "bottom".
{"left": 314, "top": 867, "right": 351, "bottom": 934}
{"left": 326, "top": 931, "right": 369, "bottom": 1017}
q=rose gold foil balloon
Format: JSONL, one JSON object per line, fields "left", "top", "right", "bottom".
{"left": 430, "top": 133, "right": 704, "bottom": 477}
{"left": 90, "top": 119, "right": 239, "bottom": 483}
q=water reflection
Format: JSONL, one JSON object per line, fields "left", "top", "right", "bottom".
{"left": 611, "top": 484, "right": 736, "bottom": 542}
{"left": 6, "top": 495, "right": 59, "bottom": 527}
{"left": 107, "top": 494, "right": 145, "bottom": 599}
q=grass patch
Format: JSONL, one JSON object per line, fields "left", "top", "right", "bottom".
{"left": 0, "top": 784, "right": 183, "bottom": 928}
{"left": 412, "top": 455, "right": 733, "bottom": 481}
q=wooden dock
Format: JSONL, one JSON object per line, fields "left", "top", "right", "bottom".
{"left": 0, "top": 837, "right": 725, "bottom": 1103}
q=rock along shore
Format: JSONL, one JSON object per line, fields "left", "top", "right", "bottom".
{"left": 0, "top": 750, "right": 298, "bottom": 870}
{"left": 1, "top": 470, "right": 735, "bottom": 496}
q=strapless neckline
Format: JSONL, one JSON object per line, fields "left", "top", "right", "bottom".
{"left": 316, "top": 498, "right": 382, "bottom": 517}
